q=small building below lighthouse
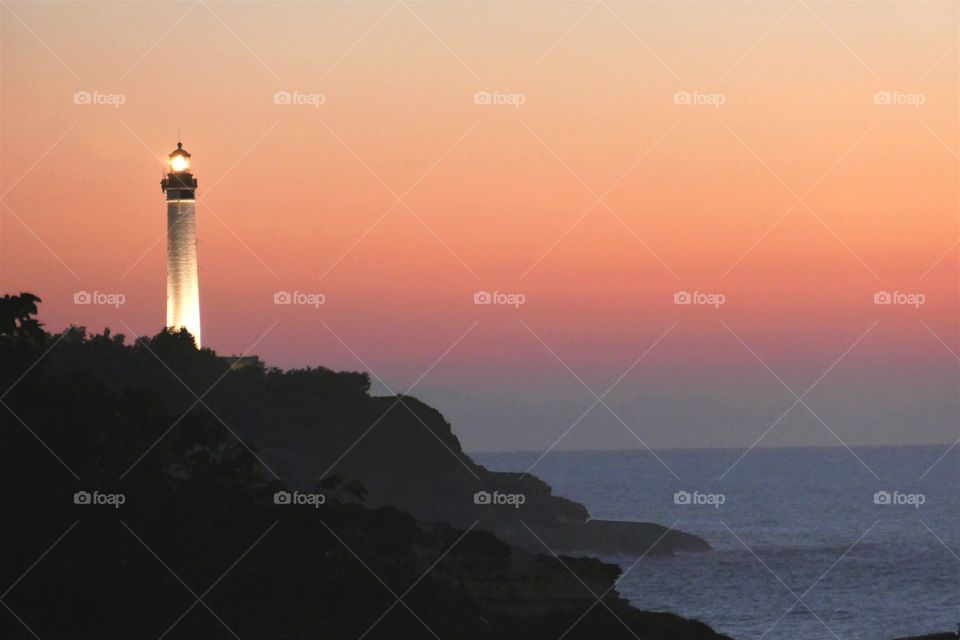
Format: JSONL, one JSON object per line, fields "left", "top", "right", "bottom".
{"left": 162, "top": 142, "right": 202, "bottom": 347}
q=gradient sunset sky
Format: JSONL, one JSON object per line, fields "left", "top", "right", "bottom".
{"left": 2, "top": 1, "right": 958, "bottom": 459}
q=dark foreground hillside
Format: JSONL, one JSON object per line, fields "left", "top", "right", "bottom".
{"left": 0, "top": 293, "right": 729, "bottom": 639}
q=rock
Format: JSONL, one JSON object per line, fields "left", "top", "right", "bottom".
{"left": 533, "top": 519, "right": 711, "bottom": 556}
{"left": 45, "top": 339, "right": 714, "bottom": 559}
{"left": 5, "top": 323, "right": 731, "bottom": 640}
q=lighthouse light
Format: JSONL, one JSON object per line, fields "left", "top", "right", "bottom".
{"left": 170, "top": 154, "right": 190, "bottom": 172}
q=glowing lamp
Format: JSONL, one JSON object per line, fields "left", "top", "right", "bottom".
{"left": 170, "top": 154, "right": 189, "bottom": 172}
{"left": 167, "top": 142, "right": 191, "bottom": 173}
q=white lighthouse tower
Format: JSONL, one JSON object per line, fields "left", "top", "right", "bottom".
{"left": 162, "top": 141, "right": 202, "bottom": 347}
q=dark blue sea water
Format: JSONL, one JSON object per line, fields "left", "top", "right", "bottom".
{"left": 474, "top": 447, "right": 960, "bottom": 640}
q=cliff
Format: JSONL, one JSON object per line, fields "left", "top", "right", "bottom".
{"left": 40, "top": 326, "right": 711, "bottom": 558}
{"left": 0, "top": 318, "right": 727, "bottom": 638}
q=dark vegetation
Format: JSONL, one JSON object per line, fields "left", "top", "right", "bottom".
{"left": 1, "top": 293, "right": 729, "bottom": 639}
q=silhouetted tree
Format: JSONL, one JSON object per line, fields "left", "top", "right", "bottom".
{"left": 0, "top": 292, "right": 44, "bottom": 342}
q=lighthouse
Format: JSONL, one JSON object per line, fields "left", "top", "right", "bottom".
{"left": 162, "top": 141, "right": 201, "bottom": 347}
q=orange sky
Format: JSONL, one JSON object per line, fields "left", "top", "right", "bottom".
{"left": 2, "top": 1, "right": 958, "bottom": 451}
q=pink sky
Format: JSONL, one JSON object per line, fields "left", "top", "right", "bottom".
{"left": 2, "top": 1, "right": 958, "bottom": 451}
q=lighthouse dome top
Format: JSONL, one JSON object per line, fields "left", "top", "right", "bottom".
{"left": 168, "top": 142, "right": 191, "bottom": 172}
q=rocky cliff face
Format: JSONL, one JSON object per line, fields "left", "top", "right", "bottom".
{"left": 215, "top": 385, "right": 712, "bottom": 558}
{"left": 524, "top": 519, "right": 712, "bottom": 556}
{"left": 44, "top": 338, "right": 712, "bottom": 558}
{"left": 412, "top": 519, "right": 730, "bottom": 640}
{"left": 0, "top": 326, "right": 730, "bottom": 639}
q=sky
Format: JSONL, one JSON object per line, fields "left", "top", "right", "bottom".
{"left": 2, "top": 1, "right": 959, "bottom": 454}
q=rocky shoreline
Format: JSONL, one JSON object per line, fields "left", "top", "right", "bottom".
{"left": 6, "top": 304, "right": 951, "bottom": 639}
{"left": 530, "top": 519, "right": 711, "bottom": 556}
{"left": 0, "top": 321, "right": 727, "bottom": 638}
{"left": 42, "top": 333, "right": 713, "bottom": 559}
{"left": 251, "top": 394, "right": 713, "bottom": 558}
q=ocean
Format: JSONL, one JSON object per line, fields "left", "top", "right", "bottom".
{"left": 474, "top": 447, "right": 960, "bottom": 640}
